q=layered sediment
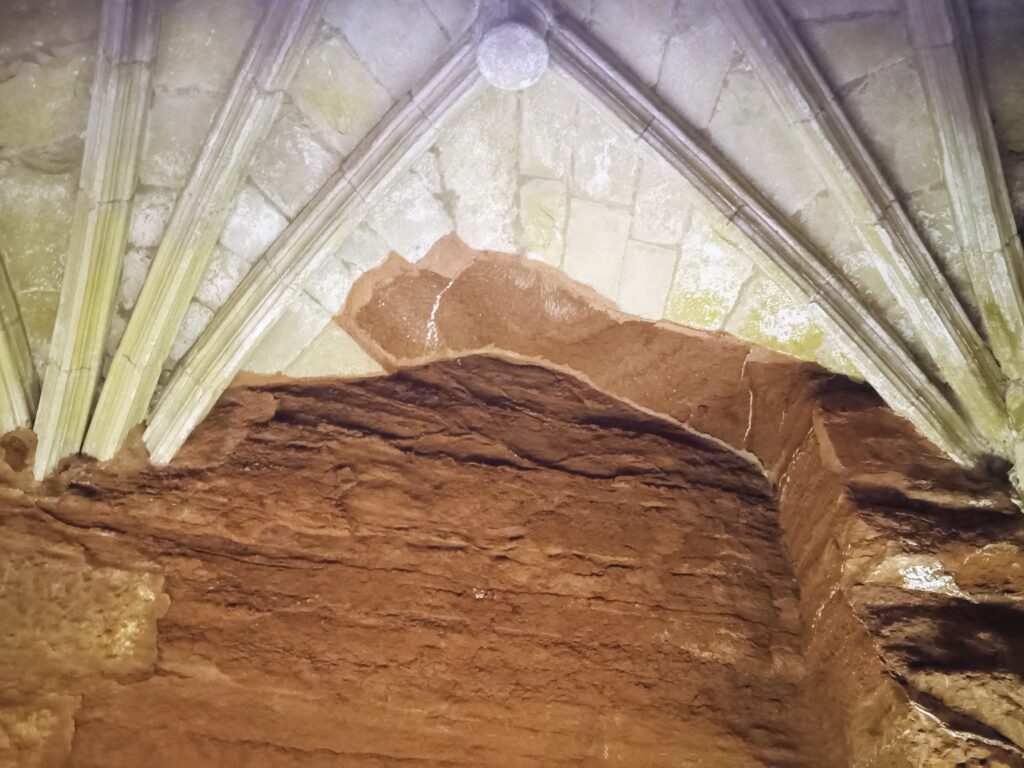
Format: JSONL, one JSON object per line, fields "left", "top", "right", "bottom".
{"left": 2, "top": 238, "right": 1022, "bottom": 766}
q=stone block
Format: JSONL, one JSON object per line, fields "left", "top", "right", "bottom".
{"left": 128, "top": 188, "right": 176, "bottom": 248}
{"left": 563, "top": 197, "right": 631, "bottom": 298}
{"left": 617, "top": 240, "right": 678, "bottom": 320}
{"left": 139, "top": 90, "right": 221, "bottom": 188}
{"left": 220, "top": 185, "right": 289, "bottom": 263}
{"left": 288, "top": 31, "right": 392, "bottom": 156}
{"left": 367, "top": 170, "right": 453, "bottom": 262}
{"left": 283, "top": 322, "right": 384, "bottom": 378}
{"left": 519, "top": 178, "right": 567, "bottom": 267}
{"left": 323, "top": 0, "right": 449, "bottom": 97}
{"left": 520, "top": 72, "right": 578, "bottom": 180}
{"left": 632, "top": 158, "right": 694, "bottom": 246}
{"left": 572, "top": 98, "right": 639, "bottom": 207}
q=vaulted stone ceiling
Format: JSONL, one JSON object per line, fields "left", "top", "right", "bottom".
{"left": 1, "top": 0, "right": 1023, "bottom": 490}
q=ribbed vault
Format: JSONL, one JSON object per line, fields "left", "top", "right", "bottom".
{"left": 1, "top": 0, "right": 1023, "bottom": 487}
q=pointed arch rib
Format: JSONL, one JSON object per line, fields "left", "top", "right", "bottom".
{"left": 142, "top": 41, "right": 482, "bottom": 464}
{"left": 0, "top": 257, "right": 36, "bottom": 435}
{"left": 32, "top": 0, "right": 160, "bottom": 479}
{"left": 541, "top": 8, "right": 988, "bottom": 464}
{"left": 906, "top": 0, "right": 1024, "bottom": 383}
{"left": 714, "top": 0, "right": 1010, "bottom": 458}
{"left": 81, "top": 0, "right": 325, "bottom": 464}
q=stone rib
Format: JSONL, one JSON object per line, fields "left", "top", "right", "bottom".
{"left": 82, "top": 0, "right": 325, "bottom": 463}
{"left": 714, "top": 0, "right": 1010, "bottom": 457}
{"left": 0, "top": 256, "right": 36, "bottom": 435}
{"left": 906, "top": 1, "right": 1024, "bottom": 402}
{"left": 31, "top": 0, "right": 159, "bottom": 479}
{"left": 142, "top": 42, "right": 482, "bottom": 465}
{"left": 539, "top": 7, "right": 988, "bottom": 465}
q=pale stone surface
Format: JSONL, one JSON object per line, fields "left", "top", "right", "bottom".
{"left": 0, "top": 0, "right": 98, "bottom": 60}
{"left": 796, "top": 12, "right": 908, "bottom": 88}
{"left": 725, "top": 275, "right": 826, "bottom": 363}
{"left": 616, "top": 240, "right": 678, "bottom": 320}
{"left": 665, "top": 215, "right": 756, "bottom": 331}
{"left": 138, "top": 91, "right": 221, "bottom": 188}
{"left": 0, "top": 42, "right": 93, "bottom": 151}
{"left": 220, "top": 186, "right": 289, "bottom": 263}
{"left": 288, "top": 31, "right": 392, "bottom": 156}
{"left": 840, "top": 59, "right": 943, "bottom": 195}
{"left": 519, "top": 72, "right": 578, "bottom": 180}
{"left": 152, "top": 0, "right": 263, "bottom": 94}
{"left": 422, "top": 0, "right": 478, "bottom": 40}
{"left": 707, "top": 58, "right": 825, "bottom": 217}
{"left": 589, "top": 0, "right": 676, "bottom": 86}
{"left": 437, "top": 86, "right": 519, "bottom": 251}
{"left": 167, "top": 301, "right": 215, "bottom": 368}
{"left": 562, "top": 198, "right": 631, "bottom": 297}
{"left": 783, "top": 0, "right": 898, "bottom": 20}
{"left": 250, "top": 104, "right": 340, "bottom": 218}
{"left": 367, "top": 171, "right": 453, "bottom": 263}
{"left": 572, "top": 98, "right": 639, "bottom": 206}
{"left": 128, "top": 189, "right": 176, "bottom": 249}
{"left": 477, "top": 23, "right": 549, "bottom": 91}
{"left": 301, "top": 256, "right": 352, "bottom": 315}
{"left": 332, "top": 224, "right": 391, "bottom": 277}
{"left": 242, "top": 291, "right": 333, "bottom": 374}
{"left": 519, "top": 178, "right": 567, "bottom": 267}
{"left": 195, "top": 246, "right": 257, "bottom": 311}
{"left": 119, "top": 247, "right": 154, "bottom": 313}
{"left": 657, "top": 9, "right": 736, "bottom": 131}
{"left": 632, "top": 158, "right": 693, "bottom": 246}
{"left": 281, "top": 322, "right": 384, "bottom": 378}
{"left": 323, "top": 0, "right": 449, "bottom": 97}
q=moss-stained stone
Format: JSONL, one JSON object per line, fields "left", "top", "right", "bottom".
{"left": 152, "top": 0, "right": 263, "bottom": 94}
{"left": 0, "top": 42, "right": 93, "bottom": 152}
{"left": 520, "top": 72, "right": 578, "bottom": 180}
{"left": 250, "top": 103, "right": 340, "bottom": 218}
{"left": 632, "top": 158, "right": 693, "bottom": 246}
{"left": 657, "top": 7, "right": 736, "bottom": 131}
{"left": 138, "top": 90, "right": 221, "bottom": 188}
{"left": 519, "top": 177, "right": 567, "bottom": 266}
{"left": 0, "top": 164, "right": 75, "bottom": 294}
{"left": 282, "top": 323, "right": 384, "bottom": 378}
{"left": 665, "top": 221, "right": 755, "bottom": 331}
{"left": 572, "top": 97, "right": 638, "bottom": 207}
{"left": 563, "top": 198, "right": 631, "bottom": 297}
{"left": 220, "top": 185, "right": 289, "bottom": 263}
{"left": 367, "top": 171, "right": 452, "bottom": 263}
{"left": 726, "top": 275, "right": 826, "bottom": 363}
{"left": 590, "top": 0, "right": 675, "bottom": 86}
{"left": 437, "top": 86, "right": 520, "bottom": 252}
{"left": 16, "top": 290, "right": 61, "bottom": 374}
{"left": 288, "top": 31, "right": 392, "bottom": 156}
{"left": 617, "top": 240, "right": 677, "bottom": 320}
{"left": 323, "top": 0, "right": 449, "bottom": 98}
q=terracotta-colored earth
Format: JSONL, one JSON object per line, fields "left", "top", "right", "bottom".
{"left": 2, "top": 238, "right": 1023, "bottom": 767}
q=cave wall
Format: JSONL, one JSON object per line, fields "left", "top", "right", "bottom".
{"left": 2, "top": 240, "right": 1023, "bottom": 766}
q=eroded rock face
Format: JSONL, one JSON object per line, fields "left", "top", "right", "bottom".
{"left": 4, "top": 357, "right": 812, "bottom": 766}
{"left": 2, "top": 238, "right": 1023, "bottom": 766}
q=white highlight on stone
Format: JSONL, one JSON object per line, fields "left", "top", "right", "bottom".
{"left": 477, "top": 22, "right": 548, "bottom": 91}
